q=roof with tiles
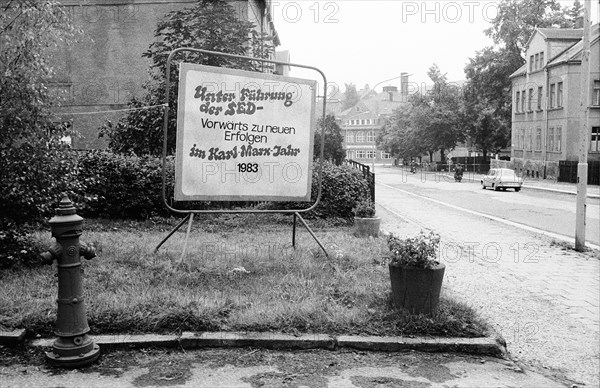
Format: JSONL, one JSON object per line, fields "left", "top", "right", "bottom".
{"left": 547, "top": 23, "right": 599, "bottom": 67}
{"left": 338, "top": 91, "right": 407, "bottom": 121}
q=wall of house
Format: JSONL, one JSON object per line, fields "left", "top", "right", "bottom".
{"left": 589, "top": 36, "right": 600, "bottom": 162}
{"left": 511, "top": 28, "right": 600, "bottom": 179}
{"left": 49, "top": 0, "right": 274, "bottom": 149}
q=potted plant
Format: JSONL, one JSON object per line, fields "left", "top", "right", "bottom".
{"left": 387, "top": 231, "right": 445, "bottom": 315}
{"left": 353, "top": 199, "right": 380, "bottom": 237}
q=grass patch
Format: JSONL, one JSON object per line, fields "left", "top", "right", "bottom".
{"left": 550, "top": 239, "right": 600, "bottom": 259}
{"left": 0, "top": 217, "right": 489, "bottom": 338}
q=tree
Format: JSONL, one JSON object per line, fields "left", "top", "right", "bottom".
{"left": 415, "top": 64, "right": 464, "bottom": 162}
{"left": 314, "top": 114, "right": 345, "bottom": 165}
{"left": 378, "top": 64, "right": 464, "bottom": 163}
{"left": 377, "top": 104, "right": 427, "bottom": 161}
{"left": 341, "top": 83, "right": 360, "bottom": 110}
{"left": 99, "top": 0, "right": 274, "bottom": 156}
{"left": 1, "top": 1, "right": 81, "bottom": 221}
{"left": 461, "top": 47, "right": 521, "bottom": 159}
{"left": 1, "top": 1, "right": 82, "bottom": 266}
{"left": 484, "top": 0, "right": 572, "bottom": 58}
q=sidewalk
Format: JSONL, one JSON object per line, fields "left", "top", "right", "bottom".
{"left": 0, "top": 346, "right": 564, "bottom": 388}
{"left": 375, "top": 175, "right": 600, "bottom": 387}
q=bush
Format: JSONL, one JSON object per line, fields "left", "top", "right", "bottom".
{"left": 353, "top": 199, "right": 376, "bottom": 218}
{"left": 76, "top": 153, "right": 370, "bottom": 220}
{"left": 258, "top": 161, "right": 371, "bottom": 219}
{"left": 0, "top": 221, "right": 42, "bottom": 270}
{"left": 77, "top": 151, "right": 174, "bottom": 219}
{"left": 0, "top": 146, "right": 85, "bottom": 224}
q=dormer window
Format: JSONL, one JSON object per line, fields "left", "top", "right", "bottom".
{"left": 529, "top": 51, "right": 544, "bottom": 72}
{"left": 530, "top": 55, "right": 534, "bottom": 72}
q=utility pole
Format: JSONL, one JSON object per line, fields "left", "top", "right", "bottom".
{"left": 575, "top": 0, "right": 592, "bottom": 252}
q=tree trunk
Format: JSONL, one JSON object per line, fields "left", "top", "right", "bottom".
{"left": 440, "top": 148, "right": 445, "bottom": 163}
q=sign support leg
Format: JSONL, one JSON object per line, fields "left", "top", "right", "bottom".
{"left": 154, "top": 213, "right": 191, "bottom": 253}
{"left": 180, "top": 213, "right": 195, "bottom": 263}
{"left": 292, "top": 213, "right": 297, "bottom": 248}
{"left": 294, "top": 212, "right": 329, "bottom": 258}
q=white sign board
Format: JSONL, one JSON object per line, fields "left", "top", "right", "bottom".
{"left": 175, "top": 63, "right": 317, "bottom": 202}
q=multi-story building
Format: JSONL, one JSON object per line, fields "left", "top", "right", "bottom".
{"left": 338, "top": 86, "right": 408, "bottom": 166}
{"left": 509, "top": 24, "right": 600, "bottom": 179}
{"left": 36, "top": 0, "right": 281, "bottom": 149}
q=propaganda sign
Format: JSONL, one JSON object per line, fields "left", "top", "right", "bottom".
{"left": 175, "top": 63, "right": 317, "bottom": 202}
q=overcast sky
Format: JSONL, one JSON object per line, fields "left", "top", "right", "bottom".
{"left": 272, "top": 1, "right": 600, "bottom": 97}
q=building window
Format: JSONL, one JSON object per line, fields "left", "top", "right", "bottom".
{"left": 557, "top": 82, "right": 563, "bottom": 107}
{"left": 519, "top": 128, "right": 525, "bottom": 149}
{"left": 528, "top": 88, "right": 533, "bottom": 111}
{"left": 346, "top": 132, "right": 354, "bottom": 143}
{"left": 360, "top": 119, "right": 364, "bottom": 125}
{"left": 593, "top": 81, "right": 600, "bottom": 106}
{"left": 367, "top": 131, "right": 376, "bottom": 142}
{"left": 591, "top": 127, "right": 600, "bottom": 152}
{"left": 535, "top": 127, "right": 542, "bottom": 150}
{"left": 366, "top": 151, "right": 376, "bottom": 159}
{"left": 530, "top": 55, "right": 534, "bottom": 72}
{"left": 539, "top": 52, "right": 544, "bottom": 67}
{"left": 534, "top": 53, "right": 539, "bottom": 70}
{"left": 537, "top": 86, "right": 543, "bottom": 110}
{"left": 356, "top": 132, "right": 365, "bottom": 142}
{"left": 550, "top": 84, "right": 556, "bottom": 108}
{"left": 346, "top": 150, "right": 355, "bottom": 159}
{"left": 381, "top": 152, "right": 391, "bottom": 159}
{"left": 516, "top": 91, "right": 520, "bottom": 112}
{"left": 555, "top": 126, "right": 562, "bottom": 152}
{"left": 356, "top": 150, "right": 366, "bottom": 159}
{"left": 527, "top": 128, "right": 533, "bottom": 150}
{"left": 548, "top": 127, "right": 554, "bottom": 151}
{"left": 521, "top": 90, "right": 526, "bottom": 112}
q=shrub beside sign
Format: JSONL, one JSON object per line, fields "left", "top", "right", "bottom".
{"left": 175, "top": 63, "right": 316, "bottom": 202}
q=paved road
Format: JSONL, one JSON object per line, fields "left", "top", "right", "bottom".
{"left": 374, "top": 167, "right": 600, "bottom": 387}
{"left": 377, "top": 167, "right": 600, "bottom": 247}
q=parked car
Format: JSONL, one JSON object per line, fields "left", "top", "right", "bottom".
{"left": 481, "top": 168, "right": 523, "bottom": 192}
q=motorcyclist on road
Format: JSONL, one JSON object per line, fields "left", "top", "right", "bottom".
{"left": 454, "top": 164, "right": 464, "bottom": 182}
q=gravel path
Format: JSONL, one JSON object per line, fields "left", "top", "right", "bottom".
{"left": 375, "top": 174, "right": 600, "bottom": 387}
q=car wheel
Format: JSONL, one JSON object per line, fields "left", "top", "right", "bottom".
{"left": 515, "top": 188, "right": 521, "bottom": 192}
{"left": 493, "top": 184, "right": 499, "bottom": 191}
{"left": 481, "top": 181, "right": 485, "bottom": 189}
{"left": 502, "top": 188, "right": 507, "bottom": 191}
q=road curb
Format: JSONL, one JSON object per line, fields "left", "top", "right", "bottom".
{"left": 0, "top": 329, "right": 26, "bottom": 347}
{"left": 16, "top": 331, "right": 505, "bottom": 357}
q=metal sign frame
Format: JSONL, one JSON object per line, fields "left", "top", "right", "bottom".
{"left": 156, "top": 48, "right": 328, "bottom": 257}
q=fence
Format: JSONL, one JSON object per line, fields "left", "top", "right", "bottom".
{"left": 558, "top": 160, "right": 600, "bottom": 185}
{"left": 347, "top": 160, "right": 375, "bottom": 202}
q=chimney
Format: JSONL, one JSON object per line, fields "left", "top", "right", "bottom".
{"left": 382, "top": 85, "right": 398, "bottom": 102}
{"left": 401, "top": 73, "right": 410, "bottom": 97}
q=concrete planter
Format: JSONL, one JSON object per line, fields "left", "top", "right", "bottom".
{"left": 388, "top": 263, "right": 445, "bottom": 315}
{"left": 354, "top": 217, "right": 381, "bottom": 237}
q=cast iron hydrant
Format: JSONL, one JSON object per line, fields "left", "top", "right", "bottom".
{"left": 40, "top": 193, "right": 100, "bottom": 367}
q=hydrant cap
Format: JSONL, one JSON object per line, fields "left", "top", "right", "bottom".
{"left": 56, "top": 193, "right": 76, "bottom": 216}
